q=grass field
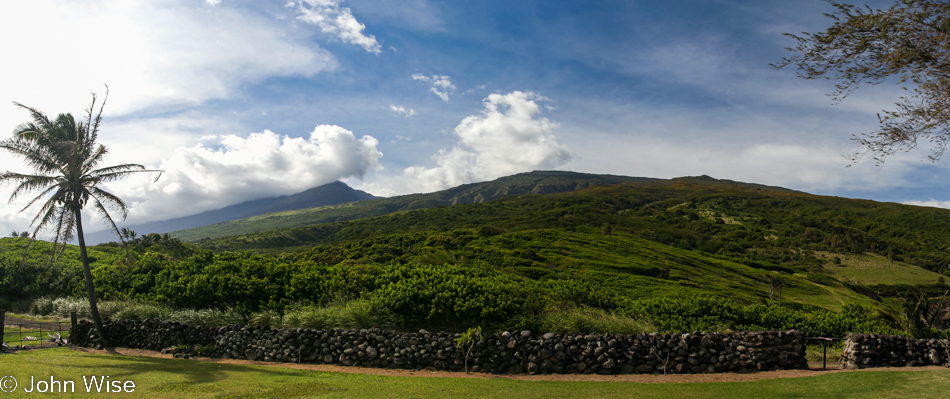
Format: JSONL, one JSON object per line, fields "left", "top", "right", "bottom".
{"left": 2, "top": 328, "right": 66, "bottom": 349}
{"left": 818, "top": 252, "right": 945, "bottom": 286}
{"left": 0, "top": 348, "right": 949, "bottom": 398}
{"left": 2, "top": 318, "right": 70, "bottom": 349}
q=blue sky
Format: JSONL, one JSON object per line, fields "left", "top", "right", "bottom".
{"left": 0, "top": 0, "right": 945, "bottom": 235}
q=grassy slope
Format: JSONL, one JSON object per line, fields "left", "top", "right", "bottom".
{"left": 7, "top": 174, "right": 950, "bottom": 331}
{"left": 1, "top": 348, "right": 949, "bottom": 398}
{"left": 495, "top": 230, "right": 876, "bottom": 310}
{"left": 189, "top": 181, "right": 948, "bottom": 253}
{"left": 298, "top": 227, "right": 876, "bottom": 312}
{"left": 170, "top": 171, "right": 654, "bottom": 242}
{"left": 191, "top": 181, "right": 950, "bottom": 279}
{"left": 817, "top": 251, "right": 945, "bottom": 286}
{"left": 158, "top": 179, "right": 950, "bottom": 319}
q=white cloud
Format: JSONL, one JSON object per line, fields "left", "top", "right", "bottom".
{"left": 412, "top": 74, "right": 456, "bottom": 102}
{"left": 0, "top": 0, "right": 353, "bottom": 236}
{"left": 390, "top": 105, "right": 416, "bottom": 118}
{"left": 296, "top": 0, "right": 382, "bottom": 54}
{"left": 560, "top": 128, "right": 914, "bottom": 196}
{"left": 100, "top": 113, "right": 248, "bottom": 168}
{"left": 0, "top": 0, "right": 336, "bottom": 122}
{"left": 903, "top": 200, "right": 950, "bottom": 210}
{"left": 403, "top": 91, "right": 571, "bottom": 192}
{"left": 206, "top": 0, "right": 222, "bottom": 6}
{"left": 107, "top": 126, "right": 383, "bottom": 225}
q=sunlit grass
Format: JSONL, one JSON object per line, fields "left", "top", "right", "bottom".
{"left": 1, "top": 348, "right": 950, "bottom": 398}
{"left": 818, "top": 252, "right": 944, "bottom": 286}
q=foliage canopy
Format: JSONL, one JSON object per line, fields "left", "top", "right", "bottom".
{"left": 776, "top": 0, "right": 950, "bottom": 164}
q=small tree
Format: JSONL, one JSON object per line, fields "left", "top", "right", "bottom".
{"left": 759, "top": 275, "right": 786, "bottom": 307}
{"left": 455, "top": 326, "right": 483, "bottom": 373}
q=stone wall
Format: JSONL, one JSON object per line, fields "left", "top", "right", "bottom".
{"left": 71, "top": 320, "right": 808, "bottom": 374}
{"left": 70, "top": 319, "right": 223, "bottom": 351}
{"left": 839, "top": 333, "right": 950, "bottom": 369}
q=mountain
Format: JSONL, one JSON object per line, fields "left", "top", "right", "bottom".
{"left": 85, "top": 181, "right": 377, "bottom": 244}
{"left": 168, "top": 170, "right": 656, "bottom": 242}
{"left": 17, "top": 170, "right": 950, "bottom": 335}
{"left": 190, "top": 172, "right": 950, "bottom": 282}
{"left": 146, "top": 171, "right": 950, "bottom": 333}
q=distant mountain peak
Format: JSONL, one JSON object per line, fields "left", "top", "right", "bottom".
{"left": 85, "top": 181, "right": 377, "bottom": 244}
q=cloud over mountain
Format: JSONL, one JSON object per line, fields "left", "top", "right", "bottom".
{"left": 112, "top": 126, "right": 382, "bottom": 225}
{"left": 403, "top": 91, "right": 571, "bottom": 192}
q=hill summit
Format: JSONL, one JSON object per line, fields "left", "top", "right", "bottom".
{"left": 85, "top": 181, "right": 377, "bottom": 244}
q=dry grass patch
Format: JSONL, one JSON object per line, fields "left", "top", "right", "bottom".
{"left": 818, "top": 252, "right": 944, "bottom": 286}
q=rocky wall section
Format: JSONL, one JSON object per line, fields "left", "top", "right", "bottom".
{"left": 839, "top": 333, "right": 950, "bottom": 369}
{"left": 71, "top": 320, "right": 808, "bottom": 374}
{"left": 70, "top": 319, "right": 223, "bottom": 351}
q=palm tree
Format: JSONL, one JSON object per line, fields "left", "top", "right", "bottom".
{"left": 0, "top": 89, "right": 160, "bottom": 346}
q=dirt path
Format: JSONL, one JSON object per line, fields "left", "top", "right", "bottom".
{"left": 67, "top": 346, "right": 948, "bottom": 384}
{"left": 3, "top": 315, "right": 70, "bottom": 332}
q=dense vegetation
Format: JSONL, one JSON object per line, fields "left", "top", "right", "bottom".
{"left": 172, "top": 171, "right": 654, "bottom": 241}
{"left": 194, "top": 178, "right": 950, "bottom": 277}
{"left": 4, "top": 174, "right": 950, "bottom": 338}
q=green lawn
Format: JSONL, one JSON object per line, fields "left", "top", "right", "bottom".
{"left": 0, "top": 348, "right": 948, "bottom": 398}
{"left": 2, "top": 328, "right": 68, "bottom": 349}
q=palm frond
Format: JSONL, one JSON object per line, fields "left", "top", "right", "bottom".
{"left": 0, "top": 139, "right": 63, "bottom": 175}
{"left": 11, "top": 102, "right": 55, "bottom": 138}
{"left": 81, "top": 144, "right": 109, "bottom": 173}
{"left": 88, "top": 185, "right": 129, "bottom": 220}
{"left": 47, "top": 206, "right": 75, "bottom": 262}
{"left": 15, "top": 181, "right": 61, "bottom": 213}
{"left": 12, "top": 122, "right": 41, "bottom": 140}
{"left": 89, "top": 195, "right": 127, "bottom": 248}
{"left": 2, "top": 172, "right": 60, "bottom": 200}
{"left": 84, "top": 86, "right": 108, "bottom": 144}
{"left": 90, "top": 164, "right": 160, "bottom": 184}
{"left": 28, "top": 192, "right": 64, "bottom": 232}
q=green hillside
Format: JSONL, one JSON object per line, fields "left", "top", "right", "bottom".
{"left": 194, "top": 178, "right": 950, "bottom": 282}
{"left": 296, "top": 227, "right": 877, "bottom": 311}
{"left": 4, "top": 172, "right": 948, "bottom": 337}
{"left": 170, "top": 170, "right": 654, "bottom": 241}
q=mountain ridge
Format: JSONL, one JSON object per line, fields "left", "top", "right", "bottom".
{"left": 86, "top": 181, "right": 377, "bottom": 244}
{"left": 168, "top": 171, "right": 808, "bottom": 243}
{"left": 169, "top": 170, "right": 658, "bottom": 241}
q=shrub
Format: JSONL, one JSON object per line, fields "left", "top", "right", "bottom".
{"left": 282, "top": 299, "right": 391, "bottom": 330}
{"left": 537, "top": 305, "right": 653, "bottom": 334}
{"left": 113, "top": 302, "right": 170, "bottom": 321}
{"left": 29, "top": 297, "right": 55, "bottom": 316}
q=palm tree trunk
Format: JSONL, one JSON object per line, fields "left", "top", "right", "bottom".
{"left": 75, "top": 210, "right": 109, "bottom": 347}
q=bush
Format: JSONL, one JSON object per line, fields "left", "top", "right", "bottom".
{"left": 282, "top": 299, "right": 392, "bottom": 330}
{"left": 113, "top": 302, "right": 170, "bottom": 321}
{"left": 51, "top": 297, "right": 89, "bottom": 318}
{"left": 250, "top": 310, "right": 282, "bottom": 328}
{"left": 29, "top": 297, "right": 55, "bottom": 316}
{"left": 166, "top": 308, "right": 242, "bottom": 327}
{"left": 623, "top": 296, "right": 900, "bottom": 337}
{"left": 535, "top": 305, "right": 653, "bottom": 334}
